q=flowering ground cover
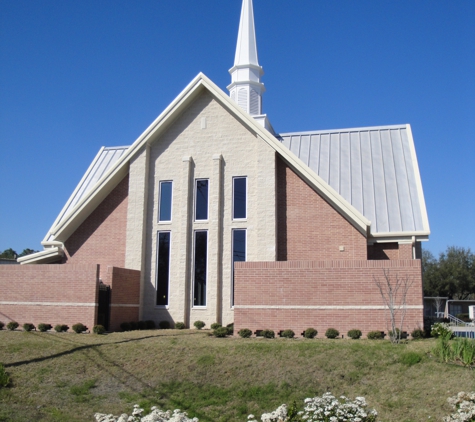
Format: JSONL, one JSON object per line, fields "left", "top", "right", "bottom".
{"left": 0, "top": 329, "right": 473, "bottom": 421}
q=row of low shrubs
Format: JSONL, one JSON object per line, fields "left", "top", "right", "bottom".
{"left": 236, "top": 327, "right": 426, "bottom": 339}
{"left": 0, "top": 321, "right": 106, "bottom": 334}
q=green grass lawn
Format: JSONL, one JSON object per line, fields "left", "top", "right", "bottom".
{"left": 0, "top": 329, "right": 473, "bottom": 421}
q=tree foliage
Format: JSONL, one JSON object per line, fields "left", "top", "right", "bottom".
{"left": 0, "top": 248, "right": 38, "bottom": 260}
{"left": 0, "top": 248, "right": 17, "bottom": 259}
{"left": 423, "top": 246, "right": 475, "bottom": 300}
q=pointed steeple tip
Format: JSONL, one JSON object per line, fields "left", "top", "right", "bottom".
{"left": 234, "top": 0, "right": 260, "bottom": 67}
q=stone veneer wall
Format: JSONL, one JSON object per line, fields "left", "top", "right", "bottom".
{"left": 130, "top": 90, "right": 277, "bottom": 328}
{"left": 63, "top": 175, "right": 129, "bottom": 279}
{"left": 234, "top": 259, "right": 424, "bottom": 336}
{"left": 0, "top": 264, "right": 99, "bottom": 330}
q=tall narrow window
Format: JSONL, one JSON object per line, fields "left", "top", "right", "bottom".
{"left": 233, "top": 177, "right": 247, "bottom": 219}
{"left": 159, "top": 181, "right": 172, "bottom": 222}
{"left": 156, "top": 232, "right": 171, "bottom": 306}
{"left": 195, "top": 179, "right": 209, "bottom": 221}
{"left": 232, "top": 229, "right": 246, "bottom": 306}
{"left": 193, "top": 231, "right": 208, "bottom": 307}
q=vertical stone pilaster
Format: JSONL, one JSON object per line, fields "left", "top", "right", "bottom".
{"left": 211, "top": 154, "right": 223, "bottom": 323}
{"left": 179, "top": 156, "right": 193, "bottom": 326}
{"left": 124, "top": 145, "right": 150, "bottom": 320}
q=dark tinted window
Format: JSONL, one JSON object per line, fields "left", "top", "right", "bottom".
{"left": 233, "top": 177, "right": 246, "bottom": 219}
{"left": 156, "top": 232, "right": 170, "bottom": 306}
{"left": 232, "top": 229, "right": 246, "bottom": 306}
{"left": 193, "top": 231, "right": 208, "bottom": 306}
{"left": 195, "top": 180, "right": 209, "bottom": 220}
{"left": 159, "top": 181, "right": 172, "bottom": 221}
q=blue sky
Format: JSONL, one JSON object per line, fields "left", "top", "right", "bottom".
{"left": 0, "top": 0, "right": 474, "bottom": 256}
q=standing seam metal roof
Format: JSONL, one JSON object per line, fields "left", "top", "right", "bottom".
{"left": 278, "top": 124, "right": 426, "bottom": 235}
{"left": 46, "top": 146, "right": 129, "bottom": 241}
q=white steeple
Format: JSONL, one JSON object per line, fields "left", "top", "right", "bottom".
{"left": 227, "top": 0, "right": 266, "bottom": 119}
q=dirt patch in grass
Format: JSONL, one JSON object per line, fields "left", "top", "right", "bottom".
{"left": 0, "top": 330, "right": 470, "bottom": 421}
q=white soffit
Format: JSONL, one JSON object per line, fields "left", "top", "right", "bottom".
{"left": 278, "top": 125, "right": 430, "bottom": 236}
{"left": 44, "top": 146, "right": 128, "bottom": 242}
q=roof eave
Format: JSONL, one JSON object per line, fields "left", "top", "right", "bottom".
{"left": 17, "top": 247, "right": 63, "bottom": 265}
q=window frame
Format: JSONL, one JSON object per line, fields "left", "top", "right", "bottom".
{"left": 231, "top": 228, "right": 247, "bottom": 307}
{"left": 232, "top": 176, "right": 247, "bottom": 220}
{"left": 194, "top": 179, "right": 209, "bottom": 222}
{"left": 158, "top": 180, "right": 173, "bottom": 223}
{"left": 155, "top": 231, "right": 171, "bottom": 307}
{"left": 192, "top": 230, "right": 208, "bottom": 308}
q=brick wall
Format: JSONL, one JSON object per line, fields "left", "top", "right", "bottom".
{"left": 0, "top": 264, "right": 99, "bottom": 330}
{"left": 105, "top": 267, "right": 141, "bottom": 331}
{"left": 276, "top": 157, "right": 367, "bottom": 261}
{"left": 234, "top": 260, "right": 423, "bottom": 336}
{"left": 63, "top": 174, "right": 129, "bottom": 278}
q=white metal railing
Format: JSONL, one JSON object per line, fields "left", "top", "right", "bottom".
{"left": 448, "top": 314, "right": 473, "bottom": 327}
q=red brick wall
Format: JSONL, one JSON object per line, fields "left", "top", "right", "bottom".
{"left": 0, "top": 264, "right": 99, "bottom": 330}
{"left": 234, "top": 260, "right": 423, "bottom": 336}
{"left": 368, "top": 243, "right": 413, "bottom": 260}
{"left": 105, "top": 267, "right": 140, "bottom": 331}
{"left": 276, "top": 157, "right": 367, "bottom": 260}
{"left": 63, "top": 174, "right": 129, "bottom": 277}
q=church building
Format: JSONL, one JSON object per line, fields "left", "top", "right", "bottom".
{"left": 3, "top": 0, "right": 429, "bottom": 335}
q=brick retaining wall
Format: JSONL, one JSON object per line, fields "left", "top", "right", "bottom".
{"left": 234, "top": 259, "right": 423, "bottom": 336}
{"left": 0, "top": 264, "right": 99, "bottom": 330}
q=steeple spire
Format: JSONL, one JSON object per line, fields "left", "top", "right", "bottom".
{"left": 227, "top": 0, "right": 265, "bottom": 118}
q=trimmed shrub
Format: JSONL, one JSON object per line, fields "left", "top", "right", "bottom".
{"left": 411, "top": 328, "right": 425, "bottom": 339}
{"left": 213, "top": 327, "right": 229, "bottom": 338}
{"left": 347, "top": 329, "right": 362, "bottom": 340}
{"left": 93, "top": 325, "right": 106, "bottom": 335}
{"left": 261, "top": 329, "right": 275, "bottom": 339}
{"left": 159, "top": 321, "right": 171, "bottom": 329}
{"left": 281, "top": 329, "right": 295, "bottom": 339}
{"left": 367, "top": 330, "right": 383, "bottom": 340}
{"left": 457, "top": 313, "right": 471, "bottom": 322}
{"left": 304, "top": 328, "right": 318, "bottom": 339}
{"left": 175, "top": 322, "right": 186, "bottom": 330}
{"left": 226, "top": 323, "right": 234, "bottom": 335}
{"left": 38, "top": 323, "right": 52, "bottom": 332}
{"left": 72, "top": 323, "right": 87, "bottom": 334}
{"left": 137, "top": 320, "right": 146, "bottom": 330}
{"left": 194, "top": 320, "right": 205, "bottom": 330}
{"left": 238, "top": 328, "right": 252, "bottom": 338}
{"left": 22, "top": 323, "right": 35, "bottom": 332}
{"left": 6, "top": 322, "right": 19, "bottom": 331}
{"left": 325, "top": 328, "right": 340, "bottom": 339}
{"left": 120, "top": 322, "right": 131, "bottom": 332}
{"left": 210, "top": 322, "right": 222, "bottom": 330}
{"left": 129, "top": 321, "right": 138, "bottom": 331}
{"left": 0, "top": 363, "right": 10, "bottom": 388}
{"left": 145, "top": 320, "right": 156, "bottom": 329}
{"left": 54, "top": 324, "right": 69, "bottom": 333}
{"left": 0, "top": 321, "right": 4, "bottom": 330}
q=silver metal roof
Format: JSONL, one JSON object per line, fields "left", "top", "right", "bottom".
{"left": 46, "top": 146, "right": 128, "bottom": 240}
{"left": 278, "top": 124, "right": 428, "bottom": 235}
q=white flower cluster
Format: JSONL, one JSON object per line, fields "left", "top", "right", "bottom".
{"left": 247, "top": 404, "right": 288, "bottom": 422}
{"left": 94, "top": 405, "right": 199, "bottom": 422}
{"left": 247, "top": 393, "right": 377, "bottom": 422}
{"left": 443, "top": 392, "right": 475, "bottom": 422}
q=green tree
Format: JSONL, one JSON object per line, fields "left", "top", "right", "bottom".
{"left": 18, "top": 249, "right": 37, "bottom": 257}
{"left": 423, "top": 246, "right": 475, "bottom": 300}
{"left": 0, "top": 248, "right": 17, "bottom": 259}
